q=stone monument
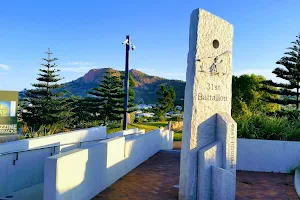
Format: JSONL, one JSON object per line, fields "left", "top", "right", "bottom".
{"left": 179, "top": 9, "right": 236, "bottom": 200}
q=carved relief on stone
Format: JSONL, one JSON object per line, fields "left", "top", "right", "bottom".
{"left": 196, "top": 51, "right": 231, "bottom": 77}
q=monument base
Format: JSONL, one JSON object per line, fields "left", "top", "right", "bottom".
{"left": 197, "top": 113, "right": 236, "bottom": 200}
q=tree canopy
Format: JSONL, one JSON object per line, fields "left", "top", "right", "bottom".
{"left": 262, "top": 33, "right": 300, "bottom": 109}
{"left": 88, "top": 69, "right": 124, "bottom": 125}
{"left": 232, "top": 74, "right": 280, "bottom": 119}
{"left": 154, "top": 84, "right": 176, "bottom": 119}
{"left": 22, "top": 49, "right": 74, "bottom": 130}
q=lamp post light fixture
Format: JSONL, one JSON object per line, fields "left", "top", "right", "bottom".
{"left": 122, "top": 35, "right": 135, "bottom": 130}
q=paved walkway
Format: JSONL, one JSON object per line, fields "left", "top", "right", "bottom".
{"left": 93, "top": 150, "right": 180, "bottom": 200}
{"left": 236, "top": 171, "right": 297, "bottom": 199}
{"left": 93, "top": 144, "right": 298, "bottom": 200}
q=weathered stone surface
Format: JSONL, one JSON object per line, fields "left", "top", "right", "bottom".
{"left": 197, "top": 113, "right": 237, "bottom": 200}
{"left": 216, "top": 113, "right": 237, "bottom": 175}
{"left": 179, "top": 8, "right": 234, "bottom": 199}
{"left": 198, "top": 141, "right": 222, "bottom": 200}
{"left": 211, "top": 166, "right": 235, "bottom": 200}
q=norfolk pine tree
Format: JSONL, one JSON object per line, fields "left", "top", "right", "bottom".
{"left": 155, "top": 84, "right": 176, "bottom": 119}
{"left": 88, "top": 69, "right": 124, "bottom": 125}
{"left": 22, "top": 49, "right": 74, "bottom": 131}
{"left": 262, "top": 33, "right": 300, "bottom": 110}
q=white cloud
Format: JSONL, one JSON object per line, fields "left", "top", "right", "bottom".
{"left": 60, "top": 66, "right": 97, "bottom": 73}
{"left": 0, "top": 64, "right": 10, "bottom": 70}
{"left": 60, "top": 61, "right": 97, "bottom": 73}
{"left": 62, "top": 61, "right": 94, "bottom": 66}
{"left": 233, "top": 68, "right": 285, "bottom": 83}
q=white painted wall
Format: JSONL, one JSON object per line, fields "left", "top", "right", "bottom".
{"left": 106, "top": 128, "right": 140, "bottom": 139}
{"left": 237, "top": 138, "right": 300, "bottom": 173}
{"left": 160, "top": 130, "right": 174, "bottom": 150}
{"left": 0, "top": 126, "right": 106, "bottom": 196}
{"left": 0, "top": 126, "right": 106, "bottom": 154}
{"left": 124, "top": 129, "right": 161, "bottom": 172}
{"left": 44, "top": 128, "right": 174, "bottom": 200}
{"left": 44, "top": 137, "right": 126, "bottom": 200}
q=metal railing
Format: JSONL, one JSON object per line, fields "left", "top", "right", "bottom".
{"left": 0, "top": 138, "right": 105, "bottom": 165}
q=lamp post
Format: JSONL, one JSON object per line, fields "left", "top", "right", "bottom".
{"left": 122, "top": 35, "right": 135, "bottom": 130}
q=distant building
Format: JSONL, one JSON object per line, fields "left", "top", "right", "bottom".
{"left": 136, "top": 112, "right": 155, "bottom": 118}
{"left": 135, "top": 110, "right": 142, "bottom": 114}
{"left": 135, "top": 104, "right": 153, "bottom": 110}
{"left": 175, "top": 105, "right": 183, "bottom": 111}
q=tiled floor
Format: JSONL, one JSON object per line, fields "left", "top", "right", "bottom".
{"left": 93, "top": 143, "right": 298, "bottom": 200}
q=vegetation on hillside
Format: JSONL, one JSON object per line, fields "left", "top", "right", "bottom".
{"left": 56, "top": 68, "right": 185, "bottom": 104}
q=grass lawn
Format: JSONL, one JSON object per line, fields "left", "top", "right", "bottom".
{"left": 106, "top": 127, "right": 123, "bottom": 134}
{"left": 174, "top": 130, "right": 182, "bottom": 141}
{"left": 107, "top": 121, "right": 182, "bottom": 141}
{"left": 129, "top": 122, "right": 168, "bottom": 132}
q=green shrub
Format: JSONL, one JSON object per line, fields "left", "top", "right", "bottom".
{"left": 174, "top": 130, "right": 182, "bottom": 141}
{"left": 236, "top": 114, "right": 300, "bottom": 141}
{"left": 168, "top": 116, "right": 183, "bottom": 122}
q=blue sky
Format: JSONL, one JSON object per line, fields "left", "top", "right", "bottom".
{"left": 0, "top": 0, "right": 299, "bottom": 91}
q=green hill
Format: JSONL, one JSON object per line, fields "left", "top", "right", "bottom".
{"left": 61, "top": 68, "right": 185, "bottom": 104}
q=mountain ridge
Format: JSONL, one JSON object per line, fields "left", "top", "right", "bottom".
{"left": 62, "top": 68, "right": 185, "bottom": 104}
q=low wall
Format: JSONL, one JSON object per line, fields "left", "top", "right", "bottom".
{"left": 0, "top": 126, "right": 106, "bottom": 154}
{"left": 125, "top": 129, "right": 161, "bottom": 172}
{"left": 106, "top": 128, "right": 140, "bottom": 139}
{"left": 237, "top": 138, "right": 300, "bottom": 173}
{"left": 44, "top": 128, "right": 173, "bottom": 200}
{"left": 160, "top": 130, "right": 174, "bottom": 150}
{"left": 0, "top": 126, "right": 106, "bottom": 197}
{"left": 44, "top": 137, "right": 126, "bottom": 200}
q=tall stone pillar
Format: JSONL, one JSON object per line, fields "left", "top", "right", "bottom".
{"left": 179, "top": 9, "right": 236, "bottom": 200}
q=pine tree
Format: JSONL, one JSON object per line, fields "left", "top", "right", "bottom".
{"left": 22, "top": 49, "right": 74, "bottom": 131}
{"left": 70, "top": 96, "right": 100, "bottom": 126}
{"left": 88, "top": 69, "right": 124, "bottom": 125}
{"left": 120, "top": 72, "right": 136, "bottom": 113}
{"left": 154, "top": 84, "right": 176, "bottom": 118}
{"left": 262, "top": 33, "right": 300, "bottom": 110}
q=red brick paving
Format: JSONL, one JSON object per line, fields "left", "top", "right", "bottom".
{"left": 93, "top": 142, "right": 298, "bottom": 200}
{"left": 93, "top": 150, "right": 180, "bottom": 200}
{"left": 236, "top": 171, "right": 297, "bottom": 200}
{"left": 173, "top": 141, "right": 181, "bottom": 150}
